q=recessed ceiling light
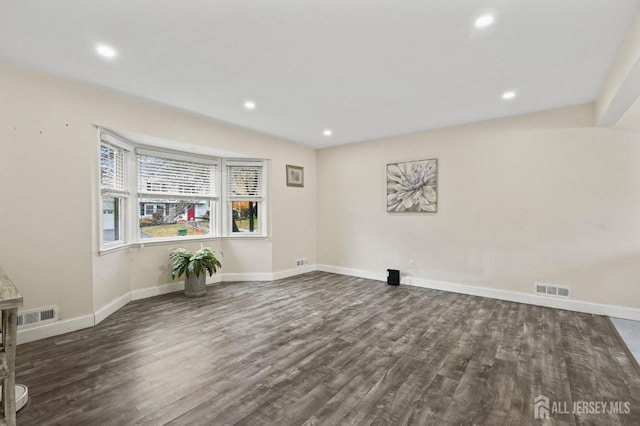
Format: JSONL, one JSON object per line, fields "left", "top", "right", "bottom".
{"left": 96, "top": 44, "right": 117, "bottom": 59}
{"left": 502, "top": 91, "right": 516, "bottom": 100}
{"left": 244, "top": 100, "right": 256, "bottom": 110}
{"left": 474, "top": 14, "right": 495, "bottom": 29}
{"left": 323, "top": 129, "right": 332, "bottom": 137}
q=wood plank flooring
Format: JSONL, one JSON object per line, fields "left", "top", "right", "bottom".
{"left": 14, "top": 272, "right": 640, "bottom": 425}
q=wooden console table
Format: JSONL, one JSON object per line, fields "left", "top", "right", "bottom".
{"left": 0, "top": 267, "right": 23, "bottom": 426}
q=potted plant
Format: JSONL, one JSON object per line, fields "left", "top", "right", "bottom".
{"left": 169, "top": 247, "right": 222, "bottom": 297}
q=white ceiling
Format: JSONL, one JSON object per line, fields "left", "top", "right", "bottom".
{"left": 1, "top": 1, "right": 639, "bottom": 148}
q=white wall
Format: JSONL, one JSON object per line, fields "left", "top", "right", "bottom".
{"left": 3, "top": 56, "right": 640, "bottom": 330}
{"left": 597, "top": 14, "right": 640, "bottom": 126}
{"left": 0, "top": 61, "right": 317, "bottom": 319}
{"left": 0, "top": 65, "right": 96, "bottom": 318}
{"left": 317, "top": 103, "right": 640, "bottom": 309}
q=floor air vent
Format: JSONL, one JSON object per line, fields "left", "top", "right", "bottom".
{"left": 17, "top": 305, "right": 58, "bottom": 329}
{"left": 534, "top": 282, "right": 570, "bottom": 298}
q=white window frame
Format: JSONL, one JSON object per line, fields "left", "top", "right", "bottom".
{"left": 223, "top": 160, "right": 267, "bottom": 237}
{"left": 136, "top": 148, "right": 221, "bottom": 242}
{"left": 97, "top": 129, "right": 267, "bottom": 252}
{"left": 98, "top": 131, "right": 132, "bottom": 251}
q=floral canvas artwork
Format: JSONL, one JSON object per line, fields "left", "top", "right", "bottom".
{"left": 386, "top": 159, "right": 437, "bottom": 212}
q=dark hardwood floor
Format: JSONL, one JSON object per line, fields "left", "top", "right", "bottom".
{"left": 14, "top": 272, "right": 640, "bottom": 425}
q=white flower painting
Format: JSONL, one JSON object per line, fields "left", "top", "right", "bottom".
{"left": 386, "top": 159, "right": 437, "bottom": 212}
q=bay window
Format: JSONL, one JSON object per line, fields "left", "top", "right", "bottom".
{"left": 98, "top": 130, "right": 267, "bottom": 251}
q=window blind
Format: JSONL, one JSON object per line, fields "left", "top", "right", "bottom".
{"left": 138, "top": 154, "right": 217, "bottom": 197}
{"left": 100, "top": 144, "right": 127, "bottom": 195}
{"left": 227, "top": 165, "right": 263, "bottom": 198}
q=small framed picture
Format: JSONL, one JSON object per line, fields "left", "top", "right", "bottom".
{"left": 286, "top": 165, "right": 304, "bottom": 187}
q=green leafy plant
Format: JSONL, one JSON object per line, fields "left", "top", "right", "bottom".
{"left": 169, "top": 247, "right": 222, "bottom": 279}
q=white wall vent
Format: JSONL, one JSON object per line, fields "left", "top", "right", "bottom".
{"left": 534, "top": 282, "right": 570, "bottom": 298}
{"left": 17, "top": 305, "right": 58, "bottom": 329}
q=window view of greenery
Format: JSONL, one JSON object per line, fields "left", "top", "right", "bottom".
{"left": 232, "top": 201, "right": 259, "bottom": 233}
{"left": 139, "top": 199, "right": 212, "bottom": 239}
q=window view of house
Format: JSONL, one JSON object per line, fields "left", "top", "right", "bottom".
{"left": 139, "top": 199, "right": 211, "bottom": 238}
{"left": 102, "top": 197, "right": 121, "bottom": 242}
{"left": 136, "top": 152, "right": 218, "bottom": 239}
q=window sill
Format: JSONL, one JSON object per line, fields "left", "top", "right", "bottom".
{"left": 99, "top": 234, "right": 269, "bottom": 255}
{"left": 98, "top": 243, "right": 128, "bottom": 256}
{"left": 136, "top": 235, "right": 221, "bottom": 248}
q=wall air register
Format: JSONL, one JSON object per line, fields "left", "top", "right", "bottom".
{"left": 534, "top": 282, "right": 570, "bottom": 298}
{"left": 17, "top": 305, "right": 58, "bottom": 329}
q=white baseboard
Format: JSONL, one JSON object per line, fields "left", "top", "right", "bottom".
{"left": 17, "top": 314, "right": 94, "bottom": 345}
{"left": 317, "top": 264, "right": 640, "bottom": 322}
{"left": 272, "top": 264, "right": 317, "bottom": 280}
{"left": 130, "top": 281, "right": 185, "bottom": 301}
{"left": 130, "top": 275, "right": 224, "bottom": 301}
{"left": 18, "top": 267, "right": 318, "bottom": 345}
{"left": 94, "top": 292, "right": 131, "bottom": 325}
{"left": 221, "top": 272, "right": 274, "bottom": 281}
{"left": 208, "top": 275, "right": 224, "bottom": 284}
{"left": 223, "top": 265, "right": 318, "bottom": 281}
{"left": 406, "top": 276, "right": 640, "bottom": 321}
{"left": 316, "top": 264, "right": 386, "bottom": 282}
{"left": 21, "top": 266, "right": 640, "bottom": 345}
